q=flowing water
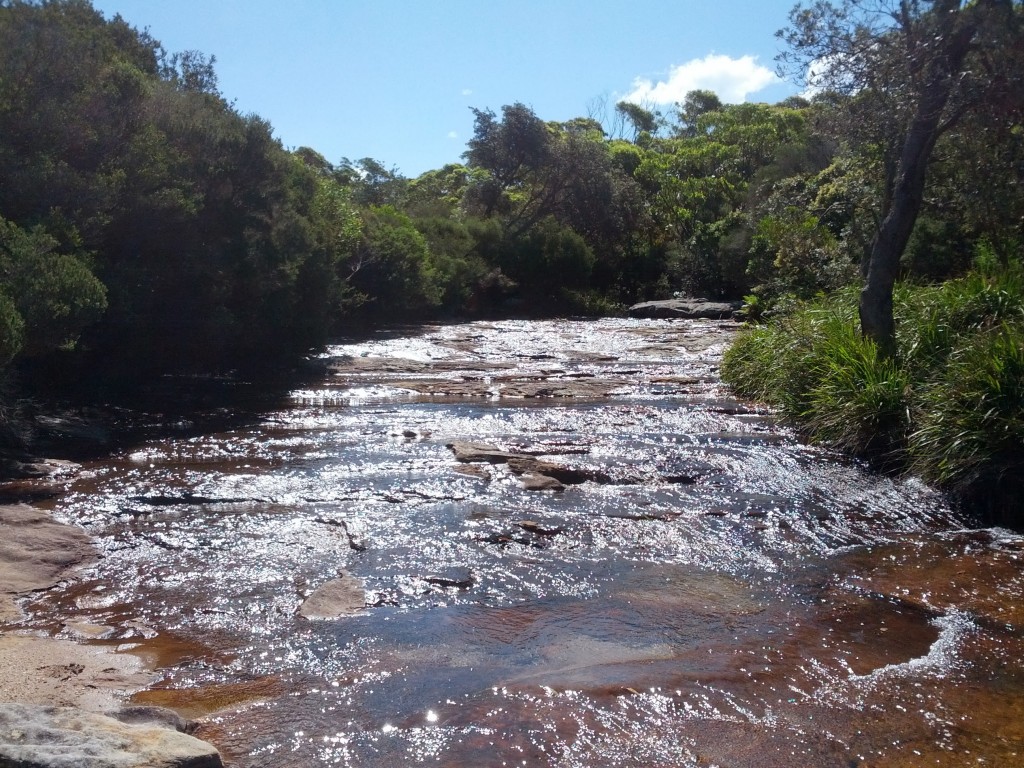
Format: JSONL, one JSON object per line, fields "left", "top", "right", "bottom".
{"left": 13, "top": 318, "right": 1024, "bottom": 767}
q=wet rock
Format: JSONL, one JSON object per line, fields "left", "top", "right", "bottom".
{"left": 842, "top": 533, "right": 1024, "bottom": 633}
{"left": 1, "top": 458, "right": 80, "bottom": 481}
{"left": 627, "top": 299, "right": 742, "bottom": 320}
{"left": 498, "top": 379, "right": 623, "bottom": 398}
{"left": 448, "top": 441, "right": 619, "bottom": 488}
{"left": 0, "top": 703, "right": 222, "bottom": 767}
{"left": 423, "top": 568, "right": 476, "bottom": 590}
{"left": 32, "top": 414, "right": 112, "bottom": 452}
{"left": 520, "top": 473, "right": 565, "bottom": 492}
{"left": 700, "top": 431, "right": 790, "bottom": 445}
{"left": 660, "top": 474, "right": 698, "bottom": 485}
{"left": 128, "top": 493, "right": 257, "bottom": 507}
{"left": 452, "top": 464, "right": 491, "bottom": 481}
{"left": 446, "top": 441, "right": 520, "bottom": 464}
{"left": 60, "top": 623, "right": 116, "bottom": 641}
{"left": 0, "top": 504, "right": 97, "bottom": 622}
{"left": 313, "top": 517, "right": 366, "bottom": 551}
{"left": 298, "top": 572, "right": 366, "bottom": 619}
{"left": 517, "top": 520, "right": 564, "bottom": 537}
{"left": 112, "top": 706, "right": 192, "bottom": 734}
{"left": 505, "top": 457, "right": 611, "bottom": 485}
{"left": 0, "top": 480, "right": 64, "bottom": 503}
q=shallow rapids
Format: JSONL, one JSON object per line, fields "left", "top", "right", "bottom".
{"left": 15, "top": 318, "right": 1024, "bottom": 766}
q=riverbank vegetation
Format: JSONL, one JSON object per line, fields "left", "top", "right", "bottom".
{"left": 723, "top": 257, "right": 1024, "bottom": 523}
{"left": 0, "top": 0, "right": 1021, "bottom": 521}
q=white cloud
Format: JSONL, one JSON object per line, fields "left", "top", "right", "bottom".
{"left": 447, "top": 131, "right": 458, "bottom": 140}
{"left": 801, "top": 54, "right": 858, "bottom": 99}
{"left": 461, "top": 88, "right": 473, "bottom": 97}
{"left": 624, "top": 54, "right": 780, "bottom": 105}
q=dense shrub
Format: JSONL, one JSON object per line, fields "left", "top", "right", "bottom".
{"left": 723, "top": 264, "right": 1024, "bottom": 523}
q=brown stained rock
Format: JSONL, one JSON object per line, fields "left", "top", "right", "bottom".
{"left": 130, "top": 678, "right": 285, "bottom": 722}
{"left": 0, "top": 504, "right": 97, "bottom": 622}
{"left": 841, "top": 533, "right": 1024, "bottom": 633}
{"left": 0, "top": 703, "right": 222, "bottom": 768}
{"left": 298, "top": 572, "right": 366, "bottom": 619}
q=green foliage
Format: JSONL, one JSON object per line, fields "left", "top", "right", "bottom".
{"left": 909, "top": 323, "right": 1024, "bottom": 487}
{"left": 0, "top": 0, "right": 366, "bottom": 378}
{"left": 0, "top": 294, "right": 24, "bottom": 366}
{"left": 0, "top": 0, "right": 1019, "bottom": 407}
{"left": 724, "top": 264, "right": 1024, "bottom": 520}
{"left": 0, "top": 216, "right": 106, "bottom": 357}
{"left": 347, "top": 206, "right": 441, "bottom": 317}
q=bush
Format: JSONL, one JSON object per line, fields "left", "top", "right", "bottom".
{"left": 723, "top": 263, "right": 1024, "bottom": 522}
{"left": 724, "top": 291, "right": 908, "bottom": 460}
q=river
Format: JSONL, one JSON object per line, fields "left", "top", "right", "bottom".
{"left": 16, "top": 318, "right": 1024, "bottom": 767}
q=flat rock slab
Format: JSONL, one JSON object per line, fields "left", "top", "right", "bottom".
{"left": 0, "top": 504, "right": 97, "bottom": 621}
{"left": 446, "top": 441, "right": 521, "bottom": 464}
{"left": 298, "top": 572, "right": 366, "bottom": 619}
{"left": 628, "top": 299, "right": 742, "bottom": 320}
{"left": 0, "top": 703, "right": 222, "bottom": 768}
{"left": 447, "top": 442, "right": 616, "bottom": 486}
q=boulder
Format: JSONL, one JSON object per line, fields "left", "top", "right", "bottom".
{"left": 627, "top": 299, "right": 742, "bottom": 320}
{"left": 0, "top": 703, "right": 222, "bottom": 768}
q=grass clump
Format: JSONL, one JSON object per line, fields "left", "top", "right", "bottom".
{"left": 722, "top": 262, "right": 1024, "bottom": 524}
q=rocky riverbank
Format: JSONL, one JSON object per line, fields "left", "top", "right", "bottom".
{"left": 0, "top": 461, "right": 224, "bottom": 767}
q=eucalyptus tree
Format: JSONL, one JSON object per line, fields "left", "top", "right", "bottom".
{"left": 779, "top": 0, "right": 1022, "bottom": 356}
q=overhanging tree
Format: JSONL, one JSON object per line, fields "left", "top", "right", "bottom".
{"left": 779, "top": 0, "right": 1022, "bottom": 356}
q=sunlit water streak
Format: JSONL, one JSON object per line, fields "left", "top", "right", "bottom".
{"left": 14, "top": 318, "right": 1024, "bottom": 767}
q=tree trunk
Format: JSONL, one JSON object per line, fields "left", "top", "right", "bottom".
{"left": 858, "top": 98, "right": 944, "bottom": 357}
{"left": 858, "top": 2, "right": 985, "bottom": 357}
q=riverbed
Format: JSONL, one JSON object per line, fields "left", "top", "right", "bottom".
{"left": 11, "top": 318, "right": 1024, "bottom": 767}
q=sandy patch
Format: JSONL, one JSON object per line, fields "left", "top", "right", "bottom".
{"left": 0, "top": 634, "right": 157, "bottom": 711}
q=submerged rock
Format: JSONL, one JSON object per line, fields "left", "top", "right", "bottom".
{"left": 0, "top": 703, "right": 222, "bottom": 768}
{"left": 447, "top": 442, "right": 612, "bottom": 487}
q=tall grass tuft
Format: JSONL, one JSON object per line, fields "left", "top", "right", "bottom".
{"left": 909, "top": 323, "right": 1024, "bottom": 483}
{"left": 723, "top": 262, "right": 1024, "bottom": 524}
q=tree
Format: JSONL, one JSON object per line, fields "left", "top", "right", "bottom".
{"left": 779, "top": 0, "right": 1022, "bottom": 356}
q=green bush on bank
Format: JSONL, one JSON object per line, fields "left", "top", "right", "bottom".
{"left": 722, "top": 263, "right": 1024, "bottom": 522}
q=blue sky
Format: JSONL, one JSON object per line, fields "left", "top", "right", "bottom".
{"left": 91, "top": 0, "right": 804, "bottom": 177}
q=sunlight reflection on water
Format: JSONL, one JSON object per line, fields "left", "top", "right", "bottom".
{"left": 22, "top": 318, "right": 1024, "bottom": 767}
